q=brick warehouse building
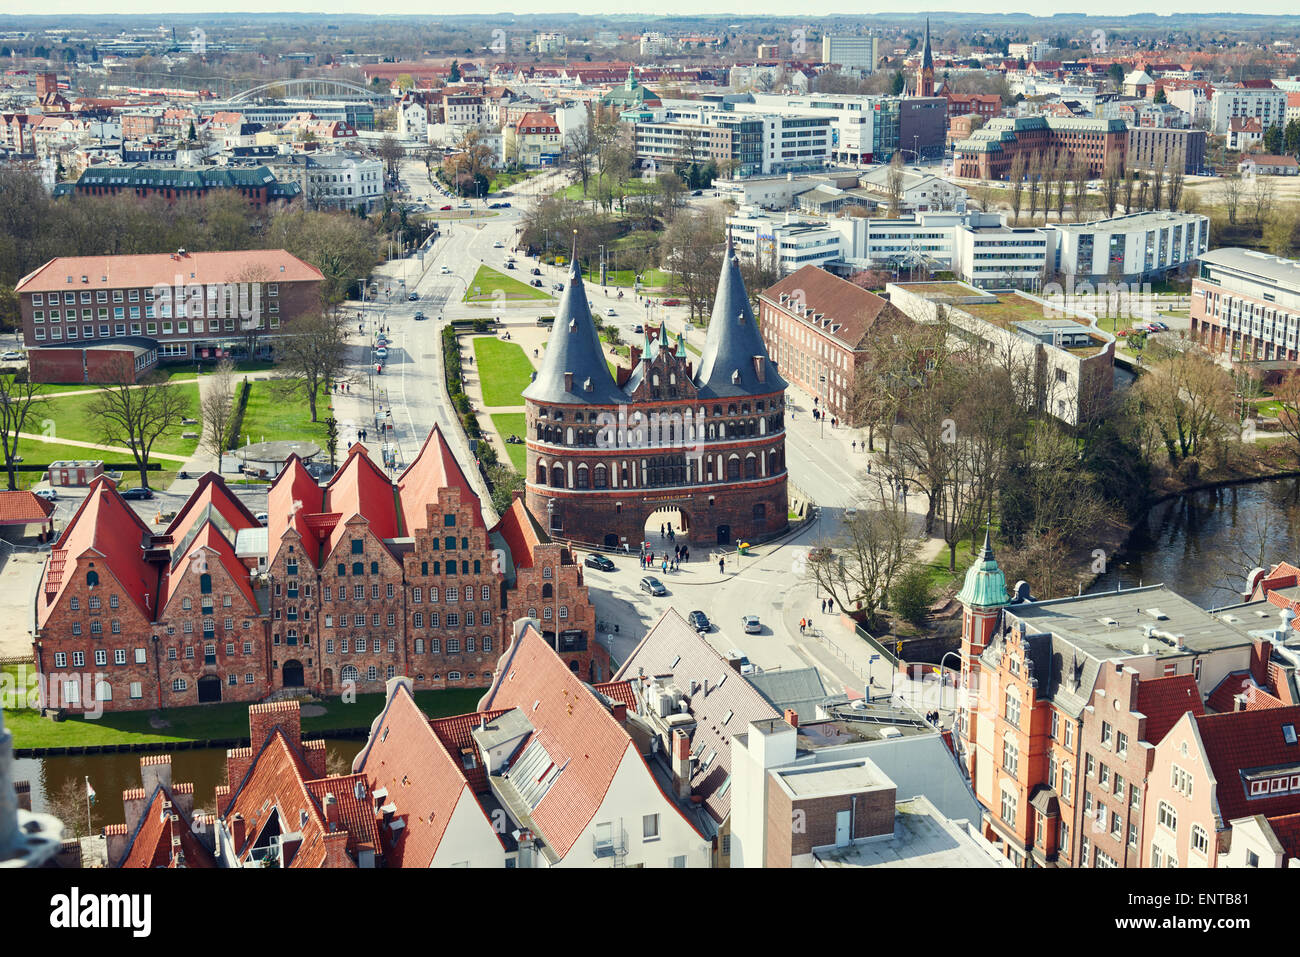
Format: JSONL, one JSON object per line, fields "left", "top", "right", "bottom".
{"left": 523, "top": 244, "right": 788, "bottom": 549}
{"left": 953, "top": 115, "right": 1128, "bottom": 181}
{"left": 14, "top": 248, "right": 323, "bottom": 380}
{"left": 31, "top": 427, "right": 600, "bottom": 713}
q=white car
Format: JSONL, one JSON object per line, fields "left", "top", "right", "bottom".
{"left": 440, "top": 265, "right": 452, "bottom": 274}
{"left": 255, "top": 512, "right": 268, "bottom": 525}
{"left": 34, "top": 488, "right": 58, "bottom": 501}
{"left": 606, "top": 307, "right": 616, "bottom": 316}
{"left": 493, "top": 240, "right": 504, "bottom": 248}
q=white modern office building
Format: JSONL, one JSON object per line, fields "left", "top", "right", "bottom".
{"left": 822, "top": 35, "right": 879, "bottom": 73}
{"left": 1210, "top": 87, "right": 1288, "bottom": 135}
{"left": 1053, "top": 210, "right": 1210, "bottom": 282}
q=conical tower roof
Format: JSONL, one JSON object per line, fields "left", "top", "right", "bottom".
{"left": 694, "top": 238, "right": 786, "bottom": 399}
{"left": 956, "top": 528, "right": 1010, "bottom": 609}
{"left": 922, "top": 19, "right": 934, "bottom": 71}
{"left": 522, "top": 259, "right": 625, "bottom": 406}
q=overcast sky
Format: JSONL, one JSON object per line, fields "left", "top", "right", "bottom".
{"left": 0, "top": 2, "right": 1287, "bottom": 19}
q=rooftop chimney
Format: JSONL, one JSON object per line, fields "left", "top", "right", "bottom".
{"left": 671, "top": 729, "right": 692, "bottom": 800}
{"left": 783, "top": 708, "right": 799, "bottom": 728}
{"left": 323, "top": 792, "right": 339, "bottom": 825}
{"left": 230, "top": 813, "right": 246, "bottom": 849}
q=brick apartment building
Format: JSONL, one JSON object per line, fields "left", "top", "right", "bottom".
{"left": 31, "top": 426, "right": 599, "bottom": 713}
{"left": 1191, "top": 247, "right": 1300, "bottom": 363}
{"left": 757, "top": 266, "right": 909, "bottom": 423}
{"left": 64, "top": 163, "right": 301, "bottom": 207}
{"left": 524, "top": 249, "right": 788, "bottom": 549}
{"left": 15, "top": 249, "right": 324, "bottom": 377}
{"left": 953, "top": 115, "right": 1128, "bottom": 180}
{"left": 954, "top": 538, "right": 1297, "bottom": 868}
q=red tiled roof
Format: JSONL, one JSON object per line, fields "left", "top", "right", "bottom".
{"left": 223, "top": 727, "right": 369, "bottom": 868}
{"left": 267, "top": 454, "right": 325, "bottom": 562}
{"left": 1207, "top": 671, "right": 1286, "bottom": 714}
{"left": 322, "top": 443, "right": 401, "bottom": 552}
{"left": 592, "top": 680, "right": 638, "bottom": 713}
{"left": 165, "top": 472, "right": 261, "bottom": 549}
{"left": 0, "top": 490, "right": 55, "bottom": 525}
{"left": 119, "top": 789, "right": 216, "bottom": 868}
{"left": 430, "top": 708, "right": 511, "bottom": 794}
{"left": 516, "top": 111, "right": 559, "bottom": 131}
{"left": 489, "top": 497, "right": 545, "bottom": 572}
{"left": 762, "top": 266, "right": 902, "bottom": 352}
{"left": 397, "top": 424, "right": 481, "bottom": 532}
{"left": 40, "top": 477, "right": 156, "bottom": 628}
{"left": 355, "top": 683, "right": 498, "bottom": 867}
{"left": 304, "top": 774, "right": 381, "bottom": 859}
{"left": 481, "top": 628, "right": 691, "bottom": 858}
{"left": 1266, "top": 811, "right": 1300, "bottom": 859}
{"left": 159, "top": 522, "right": 258, "bottom": 613}
{"left": 1135, "top": 674, "right": 1204, "bottom": 746}
{"left": 15, "top": 249, "right": 323, "bottom": 295}
{"left": 1194, "top": 705, "right": 1300, "bottom": 824}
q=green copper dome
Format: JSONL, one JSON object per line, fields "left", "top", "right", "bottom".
{"left": 957, "top": 530, "right": 1010, "bottom": 609}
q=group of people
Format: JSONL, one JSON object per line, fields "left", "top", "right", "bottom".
{"left": 924, "top": 711, "right": 943, "bottom": 726}
{"left": 333, "top": 381, "right": 351, "bottom": 394}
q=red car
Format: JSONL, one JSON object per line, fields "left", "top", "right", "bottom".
{"left": 439, "top": 204, "right": 452, "bottom": 211}
{"left": 661, "top": 298, "right": 682, "bottom": 306}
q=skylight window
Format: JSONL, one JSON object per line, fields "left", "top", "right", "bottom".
{"left": 1285, "top": 724, "right": 1297, "bottom": 746}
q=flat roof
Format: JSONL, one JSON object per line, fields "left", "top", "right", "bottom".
{"left": 775, "top": 758, "right": 891, "bottom": 799}
{"left": 1199, "top": 248, "right": 1300, "bottom": 291}
{"left": 1054, "top": 210, "right": 1204, "bottom": 234}
{"left": 1012, "top": 584, "right": 1258, "bottom": 659}
{"left": 814, "top": 795, "right": 1007, "bottom": 868}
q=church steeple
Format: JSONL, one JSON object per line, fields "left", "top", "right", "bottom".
{"left": 918, "top": 19, "right": 935, "bottom": 97}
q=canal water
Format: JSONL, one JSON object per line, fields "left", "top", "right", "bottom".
{"left": 1089, "top": 476, "right": 1300, "bottom": 609}
{"left": 14, "top": 738, "right": 366, "bottom": 835}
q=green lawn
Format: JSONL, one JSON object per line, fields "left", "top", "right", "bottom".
{"left": 3, "top": 440, "right": 166, "bottom": 490}
{"left": 472, "top": 338, "right": 534, "bottom": 407}
{"left": 33, "top": 382, "right": 200, "bottom": 458}
{"left": 489, "top": 169, "right": 539, "bottom": 192}
{"left": 559, "top": 178, "right": 658, "bottom": 202}
{"left": 1, "top": 664, "right": 486, "bottom": 748}
{"left": 463, "top": 265, "right": 553, "bottom": 303}
{"left": 237, "top": 380, "right": 333, "bottom": 448}
{"left": 578, "top": 267, "right": 672, "bottom": 289}
{"left": 490, "top": 413, "right": 528, "bottom": 472}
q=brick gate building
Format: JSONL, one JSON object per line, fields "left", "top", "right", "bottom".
{"left": 523, "top": 242, "right": 788, "bottom": 549}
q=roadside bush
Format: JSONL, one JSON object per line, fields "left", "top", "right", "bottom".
{"left": 891, "top": 564, "right": 934, "bottom": 626}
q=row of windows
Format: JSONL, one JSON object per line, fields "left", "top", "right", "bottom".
{"left": 53, "top": 648, "right": 148, "bottom": 668}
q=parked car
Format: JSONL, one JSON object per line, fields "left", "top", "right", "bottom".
{"left": 741, "top": 614, "right": 761, "bottom": 634}
{"left": 531, "top": 267, "right": 542, "bottom": 275}
{"left": 691, "top": 189, "right": 703, "bottom": 196}
{"left": 584, "top": 553, "right": 616, "bottom": 572}
{"left": 439, "top": 205, "right": 452, "bottom": 211}
{"left": 121, "top": 487, "right": 154, "bottom": 500}
{"left": 530, "top": 279, "right": 544, "bottom": 288}
{"left": 661, "top": 299, "right": 682, "bottom": 307}
{"left": 606, "top": 307, "right": 616, "bottom": 316}
{"left": 34, "top": 488, "right": 57, "bottom": 501}
{"left": 639, "top": 576, "right": 667, "bottom": 596}
{"left": 488, "top": 202, "right": 504, "bottom": 209}
{"left": 727, "top": 649, "right": 756, "bottom": 675}
{"left": 440, "top": 265, "right": 452, "bottom": 274}
{"left": 255, "top": 512, "right": 268, "bottom": 525}
{"left": 0, "top": 351, "right": 22, "bottom": 361}
{"left": 493, "top": 240, "right": 504, "bottom": 248}
{"left": 500, "top": 202, "right": 511, "bottom": 208}
{"left": 688, "top": 610, "right": 711, "bottom": 633}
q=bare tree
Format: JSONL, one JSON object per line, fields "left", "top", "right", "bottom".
{"left": 1275, "top": 372, "right": 1300, "bottom": 464}
{"left": 1027, "top": 154, "right": 1043, "bottom": 225}
{"left": 199, "top": 360, "right": 236, "bottom": 471}
{"left": 1220, "top": 174, "right": 1244, "bottom": 226}
{"left": 89, "top": 375, "right": 192, "bottom": 490}
{"left": 1008, "top": 153, "right": 1027, "bottom": 224}
{"left": 1122, "top": 168, "right": 1138, "bottom": 214}
{"left": 0, "top": 373, "right": 44, "bottom": 491}
{"left": 277, "top": 310, "right": 349, "bottom": 423}
{"left": 1249, "top": 173, "right": 1277, "bottom": 232}
{"left": 1166, "top": 161, "right": 1185, "bottom": 212}
{"left": 1102, "top": 154, "right": 1124, "bottom": 217}
{"left": 886, "top": 152, "right": 905, "bottom": 219}
{"left": 802, "top": 477, "right": 920, "bottom": 628}
{"left": 1132, "top": 350, "right": 1235, "bottom": 469}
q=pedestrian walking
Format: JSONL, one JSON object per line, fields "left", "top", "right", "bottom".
{"left": 661, "top": 559, "right": 668, "bottom": 574}
{"left": 660, "top": 523, "right": 665, "bottom": 537}
{"left": 851, "top": 440, "right": 856, "bottom": 451}
{"left": 718, "top": 557, "right": 725, "bottom": 574}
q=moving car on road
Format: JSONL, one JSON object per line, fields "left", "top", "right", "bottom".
{"left": 408, "top": 292, "right": 419, "bottom": 301}
{"left": 688, "top": 610, "right": 711, "bottom": 633}
{"left": 584, "top": 553, "right": 616, "bottom": 572}
{"left": 741, "top": 614, "right": 761, "bottom": 634}
{"left": 639, "top": 576, "right": 667, "bottom": 596}
{"left": 727, "top": 649, "right": 757, "bottom": 675}
{"left": 414, "top": 312, "right": 427, "bottom": 320}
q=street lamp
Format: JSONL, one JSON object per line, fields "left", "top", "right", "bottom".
{"left": 818, "top": 373, "right": 827, "bottom": 437}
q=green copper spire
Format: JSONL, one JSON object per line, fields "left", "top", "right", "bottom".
{"left": 956, "top": 528, "right": 1010, "bottom": 608}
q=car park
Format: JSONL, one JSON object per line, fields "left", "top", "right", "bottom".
{"left": 639, "top": 576, "right": 667, "bottom": 596}
{"left": 584, "top": 553, "right": 616, "bottom": 572}
{"left": 741, "top": 614, "right": 761, "bottom": 634}
{"left": 688, "top": 610, "right": 711, "bottom": 633}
